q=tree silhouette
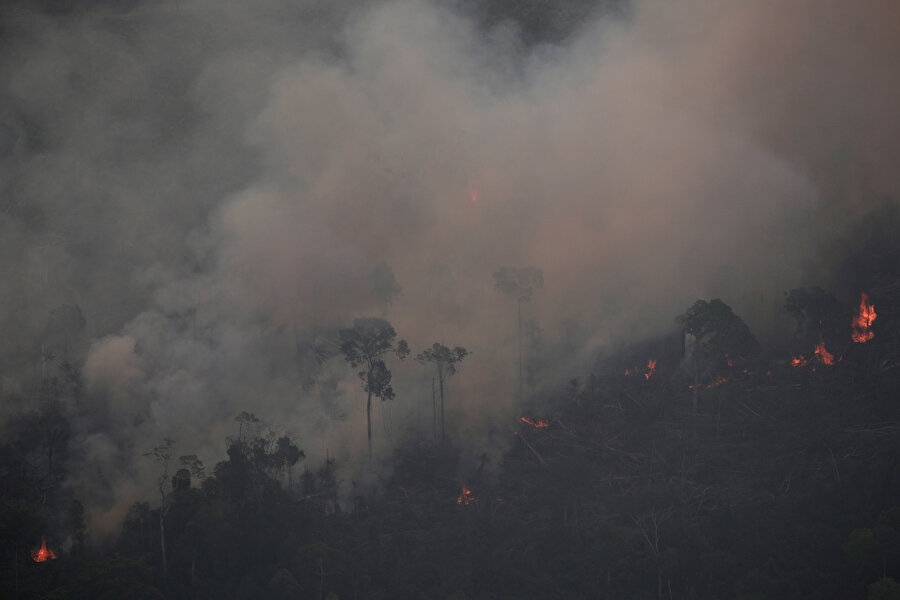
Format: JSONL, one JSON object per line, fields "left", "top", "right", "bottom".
{"left": 415, "top": 343, "right": 468, "bottom": 443}
{"left": 676, "top": 299, "right": 758, "bottom": 435}
{"left": 338, "top": 318, "right": 409, "bottom": 458}
{"left": 493, "top": 266, "right": 543, "bottom": 401}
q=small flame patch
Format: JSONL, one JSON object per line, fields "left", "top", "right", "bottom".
{"left": 851, "top": 292, "right": 876, "bottom": 343}
{"left": 32, "top": 537, "right": 56, "bottom": 562}
{"left": 689, "top": 376, "right": 728, "bottom": 390}
{"left": 457, "top": 485, "right": 474, "bottom": 505}
{"left": 520, "top": 417, "right": 549, "bottom": 428}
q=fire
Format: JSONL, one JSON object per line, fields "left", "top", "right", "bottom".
{"left": 791, "top": 356, "right": 808, "bottom": 367}
{"left": 814, "top": 338, "right": 836, "bottom": 365}
{"left": 31, "top": 537, "right": 56, "bottom": 562}
{"left": 520, "top": 417, "right": 549, "bottom": 428}
{"left": 851, "top": 292, "right": 876, "bottom": 343}
{"left": 625, "top": 359, "right": 657, "bottom": 379}
{"left": 689, "top": 376, "right": 728, "bottom": 390}
{"left": 457, "top": 485, "right": 474, "bottom": 505}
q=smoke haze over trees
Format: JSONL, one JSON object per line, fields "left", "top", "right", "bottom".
{"left": 0, "top": 0, "right": 899, "bottom": 567}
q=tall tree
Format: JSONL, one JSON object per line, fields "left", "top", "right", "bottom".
{"left": 143, "top": 439, "right": 205, "bottom": 579}
{"left": 144, "top": 438, "right": 176, "bottom": 580}
{"left": 338, "top": 318, "right": 409, "bottom": 458}
{"left": 676, "top": 299, "right": 758, "bottom": 435}
{"left": 415, "top": 343, "right": 468, "bottom": 443}
{"left": 493, "top": 266, "right": 543, "bottom": 401}
{"left": 370, "top": 262, "right": 402, "bottom": 316}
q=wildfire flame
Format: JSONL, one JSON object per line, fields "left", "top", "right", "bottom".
{"left": 520, "top": 417, "right": 549, "bottom": 428}
{"left": 31, "top": 537, "right": 56, "bottom": 562}
{"left": 644, "top": 359, "right": 657, "bottom": 380}
{"left": 689, "top": 376, "right": 728, "bottom": 390}
{"left": 457, "top": 485, "right": 474, "bottom": 505}
{"left": 814, "top": 338, "right": 836, "bottom": 365}
{"left": 625, "top": 359, "right": 657, "bottom": 380}
{"left": 852, "top": 292, "right": 876, "bottom": 343}
{"left": 793, "top": 337, "right": 839, "bottom": 368}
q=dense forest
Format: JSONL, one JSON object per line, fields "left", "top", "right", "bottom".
{"left": 2, "top": 204, "right": 899, "bottom": 599}
{"left": 2, "top": 0, "right": 900, "bottom": 598}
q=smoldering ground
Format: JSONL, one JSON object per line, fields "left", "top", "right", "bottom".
{"left": 1, "top": 0, "right": 898, "bottom": 535}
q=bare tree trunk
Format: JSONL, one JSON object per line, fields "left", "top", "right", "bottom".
{"left": 160, "top": 509, "right": 167, "bottom": 579}
{"left": 432, "top": 378, "right": 437, "bottom": 443}
{"left": 439, "top": 372, "right": 445, "bottom": 443}
{"left": 692, "top": 355, "right": 699, "bottom": 438}
{"left": 366, "top": 388, "right": 373, "bottom": 459}
{"left": 518, "top": 298, "right": 523, "bottom": 403}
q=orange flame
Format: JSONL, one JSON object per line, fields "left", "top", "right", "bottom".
{"left": 814, "top": 338, "right": 836, "bottom": 365}
{"left": 644, "top": 359, "right": 657, "bottom": 380}
{"left": 520, "top": 417, "right": 549, "bottom": 428}
{"left": 851, "top": 292, "right": 876, "bottom": 343}
{"left": 791, "top": 356, "right": 808, "bottom": 367}
{"left": 457, "top": 485, "right": 474, "bottom": 505}
{"left": 626, "top": 359, "right": 657, "bottom": 379}
{"left": 31, "top": 537, "right": 56, "bottom": 562}
{"left": 689, "top": 376, "right": 728, "bottom": 390}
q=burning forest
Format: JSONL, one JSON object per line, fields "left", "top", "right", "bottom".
{"left": 2, "top": 0, "right": 900, "bottom": 598}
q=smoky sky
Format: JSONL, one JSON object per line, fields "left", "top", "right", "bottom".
{"left": 1, "top": 0, "right": 898, "bottom": 534}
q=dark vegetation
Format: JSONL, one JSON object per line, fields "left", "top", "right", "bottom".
{"left": 2, "top": 207, "right": 900, "bottom": 600}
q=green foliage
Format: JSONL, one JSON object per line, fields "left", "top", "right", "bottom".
{"left": 370, "top": 262, "right": 401, "bottom": 310}
{"left": 845, "top": 528, "right": 878, "bottom": 570}
{"left": 785, "top": 287, "right": 848, "bottom": 351}
{"left": 268, "top": 568, "right": 304, "bottom": 599}
{"left": 677, "top": 298, "right": 759, "bottom": 368}
{"left": 493, "top": 266, "right": 544, "bottom": 302}
{"left": 44, "top": 556, "right": 165, "bottom": 600}
{"left": 415, "top": 343, "right": 469, "bottom": 378}
{"left": 869, "top": 578, "right": 900, "bottom": 600}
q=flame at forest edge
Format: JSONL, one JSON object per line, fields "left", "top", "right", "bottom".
{"left": 457, "top": 485, "right": 474, "bottom": 505}
{"left": 625, "top": 359, "right": 657, "bottom": 380}
{"left": 814, "top": 338, "right": 837, "bottom": 365}
{"left": 792, "top": 337, "right": 838, "bottom": 368}
{"left": 852, "top": 292, "right": 876, "bottom": 343}
{"left": 689, "top": 375, "right": 728, "bottom": 390}
{"left": 32, "top": 537, "right": 57, "bottom": 562}
{"left": 520, "top": 417, "right": 549, "bottom": 428}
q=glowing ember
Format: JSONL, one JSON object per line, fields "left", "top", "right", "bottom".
{"left": 625, "top": 359, "right": 657, "bottom": 379}
{"left": 644, "top": 359, "right": 657, "bottom": 380}
{"left": 814, "top": 338, "right": 836, "bottom": 365}
{"left": 851, "top": 292, "right": 876, "bottom": 343}
{"left": 791, "top": 356, "right": 808, "bottom": 368}
{"left": 457, "top": 485, "right": 474, "bottom": 505}
{"left": 689, "top": 376, "right": 728, "bottom": 390}
{"left": 31, "top": 537, "right": 56, "bottom": 562}
{"left": 520, "top": 417, "right": 549, "bottom": 428}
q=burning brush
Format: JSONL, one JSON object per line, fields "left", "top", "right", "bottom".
{"left": 32, "top": 537, "right": 57, "bottom": 562}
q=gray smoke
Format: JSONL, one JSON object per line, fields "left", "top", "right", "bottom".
{"left": 1, "top": 0, "right": 898, "bottom": 535}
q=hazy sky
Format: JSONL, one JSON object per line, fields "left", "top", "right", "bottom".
{"left": 1, "top": 0, "right": 898, "bottom": 534}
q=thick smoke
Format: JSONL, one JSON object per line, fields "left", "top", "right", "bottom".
{"left": 1, "top": 0, "right": 898, "bottom": 535}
